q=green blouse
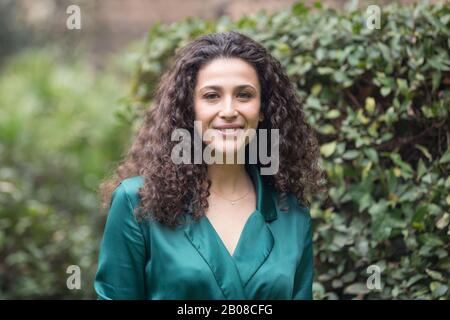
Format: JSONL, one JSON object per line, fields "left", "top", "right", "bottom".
{"left": 94, "top": 164, "right": 314, "bottom": 300}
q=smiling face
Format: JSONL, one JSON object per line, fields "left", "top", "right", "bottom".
{"left": 194, "top": 57, "right": 262, "bottom": 160}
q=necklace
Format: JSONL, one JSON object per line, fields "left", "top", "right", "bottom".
{"left": 210, "top": 186, "right": 252, "bottom": 205}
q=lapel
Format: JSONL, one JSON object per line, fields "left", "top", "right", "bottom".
{"left": 183, "top": 164, "right": 278, "bottom": 299}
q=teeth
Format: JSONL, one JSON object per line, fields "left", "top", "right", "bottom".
{"left": 214, "top": 127, "right": 244, "bottom": 136}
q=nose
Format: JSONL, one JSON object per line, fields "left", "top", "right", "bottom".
{"left": 219, "top": 96, "right": 238, "bottom": 118}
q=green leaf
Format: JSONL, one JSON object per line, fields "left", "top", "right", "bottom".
{"left": 406, "top": 274, "right": 424, "bottom": 288}
{"left": 325, "top": 109, "right": 341, "bottom": 119}
{"left": 377, "top": 42, "right": 391, "bottom": 62}
{"left": 415, "top": 144, "right": 432, "bottom": 161}
{"left": 333, "top": 234, "right": 348, "bottom": 248}
{"left": 320, "top": 141, "right": 337, "bottom": 157}
{"left": 311, "top": 83, "right": 322, "bottom": 96}
{"left": 363, "top": 148, "right": 379, "bottom": 164}
{"left": 436, "top": 213, "right": 449, "bottom": 230}
{"left": 389, "top": 153, "right": 414, "bottom": 176}
{"left": 358, "top": 193, "right": 373, "bottom": 213}
{"left": 344, "top": 283, "right": 370, "bottom": 295}
{"left": 381, "top": 86, "right": 391, "bottom": 97}
{"left": 291, "top": 2, "right": 309, "bottom": 15}
{"left": 432, "top": 71, "right": 441, "bottom": 92}
{"left": 317, "top": 124, "right": 336, "bottom": 135}
{"left": 342, "top": 150, "right": 359, "bottom": 160}
{"left": 396, "top": 78, "right": 408, "bottom": 95}
{"left": 439, "top": 148, "right": 450, "bottom": 164}
{"left": 427, "top": 57, "right": 450, "bottom": 71}
{"left": 364, "top": 97, "right": 376, "bottom": 114}
{"left": 416, "top": 158, "right": 427, "bottom": 179}
{"left": 317, "top": 67, "right": 335, "bottom": 75}
{"left": 430, "top": 282, "right": 448, "bottom": 298}
{"left": 306, "top": 96, "right": 322, "bottom": 110}
{"left": 419, "top": 234, "right": 444, "bottom": 248}
{"left": 426, "top": 269, "right": 445, "bottom": 282}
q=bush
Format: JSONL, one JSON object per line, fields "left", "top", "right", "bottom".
{"left": 0, "top": 47, "right": 133, "bottom": 298}
{"left": 127, "top": 1, "right": 450, "bottom": 299}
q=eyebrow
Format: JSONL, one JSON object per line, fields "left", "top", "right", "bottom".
{"left": 199, "top": 85, "right": 256, "bottom": 92}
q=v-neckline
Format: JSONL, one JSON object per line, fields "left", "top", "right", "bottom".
{"left": 183, "top": 164, "right": 277, "bottom": 294}
{"left": 203, "top": 164, "right": 259, "bottom": 259}
{"left": 203, "top": 209, "right": 258, "bottom": 259}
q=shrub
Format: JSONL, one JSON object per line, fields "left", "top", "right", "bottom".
{"left": 0, "top": 48, "right": 132, "bottom": 298}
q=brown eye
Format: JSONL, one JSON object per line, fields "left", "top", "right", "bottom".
{"left": 204, "top": 93, "right": 219, "bottom": 100}
{"left": 237, "top": 92, "right": 252, "bottom": 99}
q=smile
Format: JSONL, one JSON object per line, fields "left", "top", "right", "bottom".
{"left": 214, "top": 128, "right": 244, "bottom": 137}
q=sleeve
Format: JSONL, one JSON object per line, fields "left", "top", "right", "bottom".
{"left": 94, "top": 183, "right": 147, "bottom": 300}
{"left": 292, "top": 211, "right": 314, "bottom": 300}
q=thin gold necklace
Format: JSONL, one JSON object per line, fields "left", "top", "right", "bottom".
{"left": 210, "top": 186, "right": 252, "bottom": 205}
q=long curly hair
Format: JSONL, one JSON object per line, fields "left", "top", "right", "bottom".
{"left": 99, "top": 31, "right": 327, "bottom": 228}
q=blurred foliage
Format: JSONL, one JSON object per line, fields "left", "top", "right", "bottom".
{"left": 0, "top": 46, "right": 137, "bottom": 298}
{"left": 0, "top": 0, "right": 100, "bottom": 67}
{"left": 0, "top": 0, "right": 32, "bottom": 65}
{"left": 127, "top": 1, "right": 450, "bottom": 299}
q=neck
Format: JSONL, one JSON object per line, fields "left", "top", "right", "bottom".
{"left": 207, "top": 163, "right": 252, "bottom": 196}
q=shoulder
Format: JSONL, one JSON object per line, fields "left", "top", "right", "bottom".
{"left": 119, "top": 175, "right": 144, "bottom": 196}
{"left": 281, "top": 191, "right": 312, "bottom": 227}
{"left": 272, "top": 187, "right": 311, "bottom": 220}
{"left": 270, "top": 189, "right": 313, "bottom": 246}
{"left": 284, "top": 193, "right": 313, "bottom": 245}
{"left": 111, "top": 176, "right": 144, "bottom": 209}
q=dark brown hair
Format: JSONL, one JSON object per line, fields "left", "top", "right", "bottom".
{"left": 99, "top": 31, "right": 327, "bottom": 227}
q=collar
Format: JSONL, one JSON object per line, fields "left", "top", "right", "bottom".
{"left": 245, "top": 164, "right": 278, "bottom": 222}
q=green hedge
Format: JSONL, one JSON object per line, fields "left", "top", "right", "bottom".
{"left": 128, "top": 1, "right": 450, "bottom": 299}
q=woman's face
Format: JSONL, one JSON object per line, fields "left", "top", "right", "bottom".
{"left": 194, "top": 57, "right": 262, "bottom": 160}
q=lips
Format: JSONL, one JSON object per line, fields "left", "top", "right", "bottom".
{"left": 217, "top": 128, "right": 243, "bottom": 136}
{"left": 212, "top": 125, "right": 245, "bottom": 137}
{"left": 213, "top": 124, "right": 244, "bottom": 130}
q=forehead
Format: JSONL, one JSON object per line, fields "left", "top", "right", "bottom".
{"left": 195, "top": 58, "right": 259, "bottom": 89}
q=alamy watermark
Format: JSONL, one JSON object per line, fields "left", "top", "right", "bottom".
{"left": 66, "top": 265, "right": 81, "bottom": 290}
{"left": 366, "top": 5, "right": 381, "bottom": 30}
{"left": 170, "top": 121, "right": 280, "bottom": 175}
{"left": 366, "top": 264, "right": 382, "bottom": 290}
{"left": 66, "top": 5, "right": 81, "bottom": 30}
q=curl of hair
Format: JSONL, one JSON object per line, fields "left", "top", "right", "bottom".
{"left": 99, "top": 31, "right": 327, "bottom": 228}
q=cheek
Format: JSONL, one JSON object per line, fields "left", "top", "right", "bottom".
{"left": 194, "top": 105, "right": 212, "bottom": 130}
{"left": 194, "top": 99, "right": 206, "bottom": 120}
{"left": 244, "top": 103, "right": 261, "bottom": 128}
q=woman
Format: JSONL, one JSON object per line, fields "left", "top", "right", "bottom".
{"left": 95, "top": 31, "right": 325, "bottom": 300}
